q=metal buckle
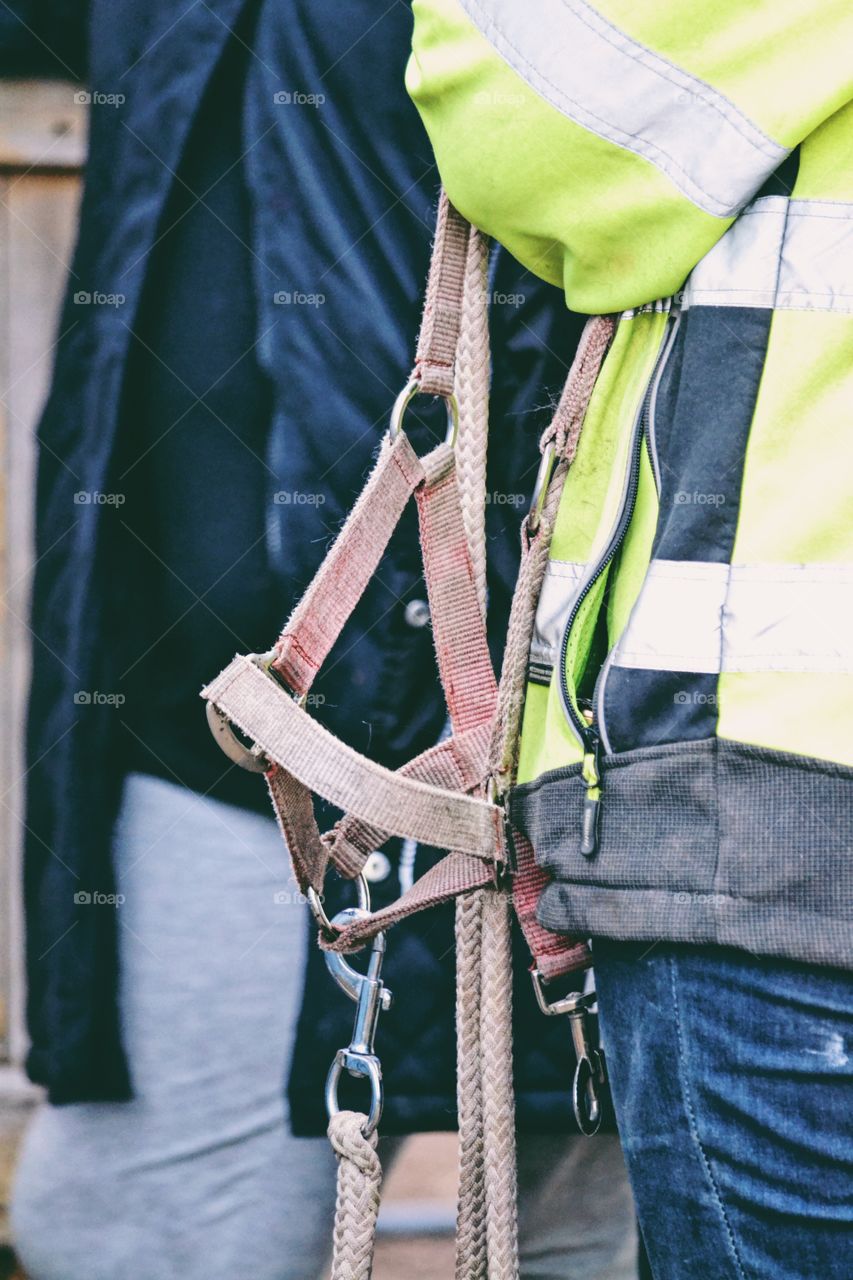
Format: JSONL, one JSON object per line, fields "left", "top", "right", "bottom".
{"left": 206, "top": 654, "right": 308, "bottom": 774}
{"left": 323, "top": 907, "right": 393, "bottom": 1136}
{"left": 389, "top": 377, "right": 459, "bottom": 448}
{"left": 531, "top": 968, "right": 607, "bottom": 1136}
{"left": 528, "top": 441, "right": 556, "bottom": 534}
{"left": 205, "top": 702, "right": 270, "bottom": 773}
{"left": 206, "top": 653, "right": 283, "bottom": 773}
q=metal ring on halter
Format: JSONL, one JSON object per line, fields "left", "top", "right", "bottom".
{"left": 206, "top": 702, "right": 270, "bottom": 773}
{"left": 206, "top": 656, "right": 308, "bottom": 774}
{"left": 388, "top": 377, "right": 459, "bottom": 447}
{"left": 306, "top": 872, "right": 371, "bottom": 934}
{"left": 326, "top": 1051, "right": 384, "bottom": 1136}
{"left": 528, "top": 440, "right": 556, "bottom": 534}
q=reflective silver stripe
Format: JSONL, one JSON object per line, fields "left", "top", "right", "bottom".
{"left": 613, "top": 560, "right": 728, "bottom": 673}
{"left": 682, "top": 196, "right": 853, "bottom": 314}
{"left": 612, "top": 559, "right": 853, "bottom": 674}
{"left": 457, "top": 0, "right": 786, "bottom": 219}
{"left": 529, "top": 558, "right": 585, "bottom": 676}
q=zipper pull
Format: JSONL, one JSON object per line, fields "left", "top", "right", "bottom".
{"left": 580, "top": 731, "right": 602, "bottom": 859}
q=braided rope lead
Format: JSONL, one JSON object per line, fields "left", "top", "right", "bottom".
{"left": 452, "top": 220, "right": 521, "bottom": 1279}
{"left": 454, "top": 218, "right": 494, "bottom": 1256}
{"left": 452, "top": 220, "right": 501, "bottom": 1280}
{"left": 481, "top": 888, "right": 520, "bottom": 1279}
{"left": 322, "top": 228, "right": 611, "bottom": 1280}
{"left": 328, "top": 1111, "right": 383, "bottom": 1280}
{"left": 454, "top": 226, "right": 491, "bottom": 619}
{"left": 454, "top": 891, "right": 488, "bottom": 1280}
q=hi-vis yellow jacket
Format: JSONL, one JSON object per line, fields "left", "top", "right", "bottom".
{"left": 407, "top": 0, "right": 853, "bottom": 967}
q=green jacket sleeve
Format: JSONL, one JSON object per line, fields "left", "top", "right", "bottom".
{"left": 407, "top": 0, "right": 853, "bottom": 312}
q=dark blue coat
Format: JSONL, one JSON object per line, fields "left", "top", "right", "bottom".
{"left": 3, "top": 0, "right": 597, "bottom": 1132}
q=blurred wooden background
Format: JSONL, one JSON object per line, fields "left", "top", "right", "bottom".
{"left": 0, "top": 81, "right": 87, "bottom": 1257}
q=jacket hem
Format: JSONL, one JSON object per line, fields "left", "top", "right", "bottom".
{"left": 510, "top": 737, "right": 853, "bottom": 969}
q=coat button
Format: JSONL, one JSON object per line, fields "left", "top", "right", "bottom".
{"left": 364, "top": 851, "right": 392, "bottom": 883}
{"left": 404, "top": 598, "right": 430, "bottom": 628}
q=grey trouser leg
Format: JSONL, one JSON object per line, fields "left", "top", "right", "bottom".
{"left": 12, "top": 773, "right": 338, "bottom": 1280}
{"left": 517, "top": 1132, "right": 638, "bottom": 1280}
{"left": 12, "top": 772, "right": 637, "bottom": 1280}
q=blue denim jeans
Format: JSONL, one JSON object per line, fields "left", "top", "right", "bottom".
{"left": 593, "top": 941, "right": 853, "bottom": 1280}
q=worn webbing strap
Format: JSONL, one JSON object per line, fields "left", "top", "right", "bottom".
{"left": 492, "top": 504, "right": 592, "bottom": 978}
{"left": 511, "top": 832, "right": 589, "bottom": 979}
{"left": 413, "top": 191, "right": 471, "bottom": 397}
{"left": 495, "top": 316, "right": 617, "bottom": 979}
{"left": 213, "top": 428, "right": 500, "bottom": 898}
{"left": 417, "top": 446, "right": 497, "bottom": 734}
{"left": 539, "top": 315, "right": 617, "bottom": 462}
{"left": 323, "top": 851, "right": 495, "bottom": 954}
{"left": 324, "top": 721, "right": 492, "bottom": 874}
{"left": 200, "top": 193, "right": 616, "bottom": 1280}
{"left": 271, "top": 432, "right": 425, "bottom": 695}
{"left": 318, "top": 378, "right": 501, "bottom": 949}
{"left": 203, "top": 656, "right": 505, "bottom": 862}
{"left": 202, "top": 202, "right": 611, "bottom": 981}
{"left": 268, "top": 720, "right": 491, "bottom": 893}
{"left": 264, "top": 766, "right": 333, "bottom": 892}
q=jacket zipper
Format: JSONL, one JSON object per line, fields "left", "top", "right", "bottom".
{"left": 645, "top": 309, "right": 681, "bottom": 498}
{"left": 593, "top": 307, "right": 682, "bottom": 757}
{"left": 557, "top": 307, "right": 678, "bottom": 857}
